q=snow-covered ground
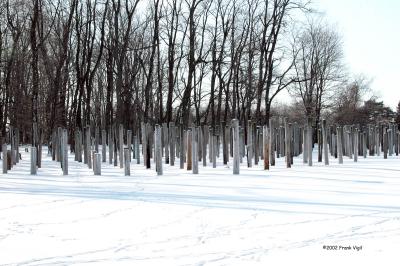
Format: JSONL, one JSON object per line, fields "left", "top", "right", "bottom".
{"left": 1, "top": 147, "right": 399, "bottom": 265}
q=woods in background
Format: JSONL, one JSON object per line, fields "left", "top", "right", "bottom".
{"left": 0, "top": 0, "right": 397, "bottom": 143}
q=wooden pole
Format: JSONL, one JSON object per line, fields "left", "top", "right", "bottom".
{"left": 176, "top": 126, "right": 180, "bottom": 160}
{"left": 216, "top": 130, "right": 220, "bottom": 158}
{"left": 135, "top": 134, "right": 140, "bottom": 164}
{"left": 52, "top": 131, "right": 56, "bottom": 161}
{"left": 232, "top": 119, "right": 240, "bottom": 174}
{"left": 2, "top": 144, "right": 7, "bottom": 174}
{"left": 86, "top": 127, "right": 92, "bottom": 169}
{"left": 83, "top": 128, "right": 87, "bottom": 164}
{"left": 281, "top": 126, "right": 286, "bottom": 158}
{"left": 209, "top": 128, "right": 213, "bottom": 163}
{"left": 95, "top": 127, "right": 99, "bottom": 152}
{"left": 354, "top": 128, "right": 358, "bottom": 162}
{"left": 187, "top": 129, "right": 192, "bottom": 171}
{"left": 56, "top": 127, "right": 61, "bottom": 163}
{"left": 74, "top": 130, "right": 79, "bottom": 162}
{"left": 317, "top": 126, "right": 322, "bottom": 162}
{"left": 332, "top": 132, "right": 337, "bottom": 158}
{"left": 113, "top": 125, "right": 118, "bottom": 167}
{"left": 212, "top": 135, "right": 217, "bottom": 168}
{"left": 163, "top": 123, "right": 169, "bottom": 164}
{"left": 33, "top": 123, "right": 38, "bottom": 156}
{"left": 230, "top": 124, "right": 234, "bottom": 158}
{"left": 62, "top": 129, "right": 68, "bottom": 175}
{"left": 284, "top": 118, "right": 291, "bottom": 168}
{"left": 94, "top": 153, "right": 101, "bottom": 175}
{"left": 396, "top": 129, "right": 399, "bottom": 156}
{"left": 198, "top": 125, "right": 203, "bottom": 163}
{"left": 269, "top": 119, "right": 275, "bottom": 166}
{"left": 180, "top": 125, "right": 185, "bottom": 169}
{"left": 6, "top": 151, "right": 11, "bottom": 170}
{"left": 368, "top": 125, "right": 374, "bottom": 156}
{"left": 388, "top": 127, "right": 393, "bottom": 156}
{"left": 394, "top": 126, "right": 398, "bottom": 156}
{"left": 102, "top": 129, "right": 106, "bottom": 162}
{"left": 263, "top": 125, "right": 269, "bottom": 170}
{"left": 169, "top": 122, "right": 175, "bottom": 166}
{"left": 15, "top": 128, "right": 19, "bottom": 163}
{"left": 307, "top": 118, "right": 313, "bottom": 166}
{"left": 247, "top": 120, "right": 253, "bottom": 168}
{"left": 289, "top": 123, "right": 294, "bottom": 165}
{"left": 84, "top": 127, "right": 89, "bottom": 164}
{"left": 92, "top": 150, "right": 96, "bottom": 173}
{"left": 322, "top": 120, "right": 329, "bottom": 165}
{"left": 397, "top": 132, "right": 400, "bottom": 156}
{"left": 119, "top": 124, "right": 124, "bottom": 168}
{"left": 124, "top": 148, "right": 131, "bottom": 176}
{"left": 127, "top": 129, "right": 132, "bottom": 162}
{"left": 259, "top": 128, "right": 263, "bottom": 160}
{"left": 155, "top": 125, "right": 163, "bottom": 175}
{"left": 192, "top": 127, "right": 198, "bottom": 174}
{"left": 222, "top": 122, "right": 228, "bottom": 165}
{"left": 363, "top": 131, "right": 367, "bottom": 158}
{"left": 79, "top": 129, "right": 83, "bottom": 162}
{"left": 109, "top": 126, "right": 113, "bottom": 164}
{"left": 31, "top": 146, "right": 37, "bottom": 175}
{"left": 292, "top": 125, "right": 298, "bottom": 158}
{"left": 10, "top": 127, "right": 14, "bottom": 165}
{"left": 202, "top": 125, "right": 208, "bottom": 166}
{"left": 348, "top": 127, "right": 353, "bottom": 159}
{"left": 383, "top": 129, "right": 388, "bottom": 159}
{"left": 147, "top": 123, "right": 153, "bottom": 161}
{"left": 375, "top": 126, "right": 380, "bottom": 156}
{"left": 38, "top": 129, "right": 43, "bottom": 168}
{"left": 303, "top": 126, "right": 308, "bottom": 164}
{"left": 337, "top": 127, "right": 343, "bottom": 164}
{"left": 254, "top": 123, "right": 259, "bottom": 165}
{"left": 131, "top": 130, "right": 136, "bottom": 161}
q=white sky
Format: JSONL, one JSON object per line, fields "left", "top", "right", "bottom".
{"left": 315, "top": 0, "right": 400, "bottom": 109}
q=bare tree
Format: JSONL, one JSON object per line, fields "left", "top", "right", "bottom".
{"left": 0, "top": 0, "right": 361, "bottom": 146}
{"left": 164, "top": 0, "right": 184, "bottom": 124}
{"left": 292, "top": 18, "right": 344, "bottom": 130}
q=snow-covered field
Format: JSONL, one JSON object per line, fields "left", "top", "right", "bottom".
{"left": 1, "top": 147, "right": 400, "bottom": 265}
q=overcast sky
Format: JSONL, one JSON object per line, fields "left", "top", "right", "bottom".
{"left": 315, "top": 0, "right": 400, "bottom": 109}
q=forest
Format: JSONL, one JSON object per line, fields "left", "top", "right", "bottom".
{"left": 0, "top": 0, "right": 399, "bottom": 144}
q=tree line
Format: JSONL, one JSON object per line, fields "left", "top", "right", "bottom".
{"left": 0, "top": 0, "right": 398, "bottom": 143}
